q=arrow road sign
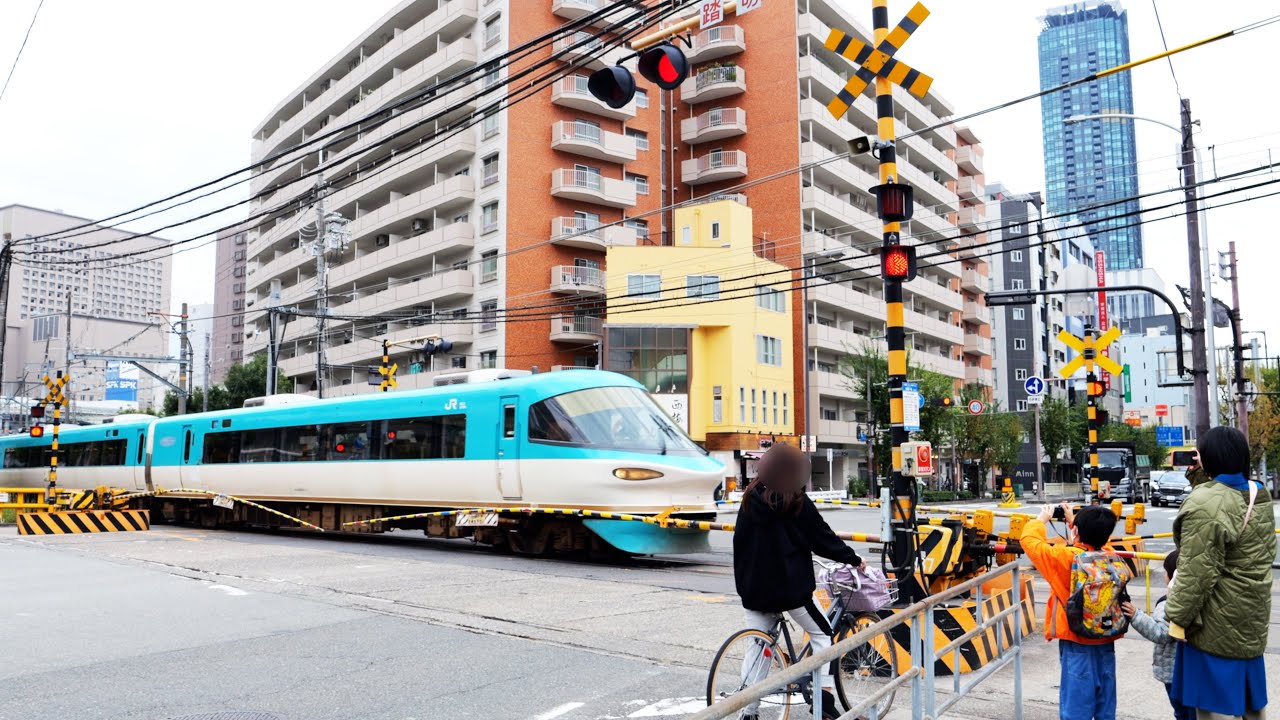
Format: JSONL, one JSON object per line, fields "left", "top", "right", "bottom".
{"left": 1024, "top": 376, "right": 1046, "bottom": 396}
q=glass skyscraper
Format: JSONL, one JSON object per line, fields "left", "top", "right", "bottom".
{"left": 1038, "top": 2, "right": 1143, "bottom": 270}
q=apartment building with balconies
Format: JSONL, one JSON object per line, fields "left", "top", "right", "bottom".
{"left": 211, "top": 225, "right": 250, "bottom": 384}
{"left": 953, "top": 127, "right": 993, "bottom": 397}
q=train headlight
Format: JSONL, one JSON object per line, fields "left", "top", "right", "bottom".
{"left": 613, "top": 468, "right": 664, "bottom": 481}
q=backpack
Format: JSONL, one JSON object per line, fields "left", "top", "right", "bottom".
{"left": 1064, "top": 551, "right": 1133, "bottom": 639}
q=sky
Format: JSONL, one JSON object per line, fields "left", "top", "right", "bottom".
{"left": 1, "top": 0, "right": 1278, "bottom": 366}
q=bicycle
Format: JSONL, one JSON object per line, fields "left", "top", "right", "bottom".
{"left": 706, "top": 560, "right": 899, "bottom": 719}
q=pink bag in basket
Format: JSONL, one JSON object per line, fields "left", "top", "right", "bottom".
{"left": 818, "top": 564, "right": 893, "bottom": 613}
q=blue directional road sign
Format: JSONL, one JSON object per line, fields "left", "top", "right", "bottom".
{"left": 1024, "top": 376, "right": 1046, "bottom": 396}
{"left": 1156, "top": 426, "right": 1185, "bottom": 447}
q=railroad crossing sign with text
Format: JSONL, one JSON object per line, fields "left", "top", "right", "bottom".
{"left": 823, "top": 2, "right": 934, "bottom": 120}
{"left": 1056, "top": 327, "right": 1123, "bottom": 378}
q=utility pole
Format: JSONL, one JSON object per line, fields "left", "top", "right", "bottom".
{"left": 266, "top": 308, "right": 278, "bottom": 397}
{"left": 177, "top": 302, "right": 189, "bottom": 415}
{"left": 64, "top": 291, "right": 72, "bottom": 421}
{"left": 314, "top": 179, "right": 328, "bottom": 399}
{"left": 0, "top": 239, "right": 12, "bottom": 397}
{"left": 1085, "top": 326, "right": 1102, "bottom": 505}
{"left": 1227, "top": 241, "right": 1247, "bottom": 439}
{"left": 202, "top": 331, "right": 210, "bottom": 413}
{"left": 1033, "top": 397, "right": 1044, "bottom": 502}
{"left": 1181, "top": 98, "right": 1210, "bottom": 439}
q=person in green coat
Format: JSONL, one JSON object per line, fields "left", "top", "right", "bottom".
{"left": 1166, "top": 426, "right": 1274, "bottom": 720}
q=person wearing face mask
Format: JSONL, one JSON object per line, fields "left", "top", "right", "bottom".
{"left": 732, "top": 442, "right": 864, "bottom": 720}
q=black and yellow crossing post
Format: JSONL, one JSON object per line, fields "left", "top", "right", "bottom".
{"left": 1058, "top": 326, "right": 1122, "bottom": 504}
{"left": 41, "top": 371, "right": 68, "bottom": 504}
{"left": 379, "top": 340, "right": 398, "bottom": 392}
{"left": 825, "top": 0, "right": 933, "bottom": 603}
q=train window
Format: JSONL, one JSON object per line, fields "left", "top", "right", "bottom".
{"left": 528, "top": 386, "right": 706, "bottom": 456}
{"left": 383, "top": 415, "right": 466, "bottom": 460}
{"left": 239, "top": 428, "right": 276, "bottom": 463}
{"left": 202, "top": 432, "right": 240, "bottom": 464}
{"left": 62, "top": 440, "right": 127, "bottom": 467}
{"left": 278, "top": 425, "right": 323, "bottom": 462}
{"left": 503, "top": 405, "right": 515, "bottom": 439}
{"left": 183, "top": 432, "right": 193, "bottom": 463}
{"left": 137, "top": 434, "right": 145, "bottom": 465}
{"left": 326, "top": 422, "right": 372, "bottom": 461}
{"left": 101, "top": 440, "right": 126, "bottom": 466}
{"left": 4, "top": 447, "right": 37, "bottom": 468}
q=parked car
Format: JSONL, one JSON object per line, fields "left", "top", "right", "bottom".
{"left": 1153, "top": 470, "right": 1192, "bottom": 507}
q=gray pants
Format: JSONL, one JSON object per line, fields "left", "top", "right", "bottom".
{"left": 741, "top": 601, "right": 835, "bottom": 714}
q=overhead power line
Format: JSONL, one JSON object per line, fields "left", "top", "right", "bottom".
{"left": 0, "top": 0, "right": 45, "bottom": 107}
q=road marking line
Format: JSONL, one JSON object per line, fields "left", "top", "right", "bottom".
{"left": 532, "top": 701, "right": 584, "bottom": 720}
{"left": 207, "top": 584, "right": 249, "bottom": 597}
{"left": 628, "top": 698, "right": 705, "bottom": 717}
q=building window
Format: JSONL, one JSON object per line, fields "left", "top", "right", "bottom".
{"left": 1011, "top": 250, "right": 1023, "bottom": 262}
{"left": 686, "top": 274, "right": 720, "bottom": 299}
{"left": 603, "top": 327, "right": 689, "bottom": 393}
{"left": 482, "top": 62, "right": 500, "bottom": 88}
{"left": 625, "top": 128, "right": 649, "bottom": 150}
{"left": 627, "top": 273, "right": 660, "bottom": 299}
{"left": 233, "top": 283, "right": 243, "bottom": 294}
{"left": 451, "top": 356, "right": 467, "bottom": 369}
{"left": 625, "top": 219, "right": 649, "bottom": 242}
{"left": 482, "top": 112, "right": 499, "bottom": 139}
{"left": 480, "top": 250, "right": 498, "bottom": 283}
{"left": 484, "top": 16, "right": 501, "bottom": 48}
{"left": 756, "top": 335, "right": 782, "bottom": 366}
{"left": 1010, "top": 279, "right": 1024, "bottom": 289}
{"left": 31, "top": 315, "right": 58, "bottom": 341}
{"left": 482, "top": 155, "right": 499, "bottom": 186}
{"left": 755, "top": 286, "right": 785, "bottom": 312}
{"left": 1011, "top": 308, "right": 1025, "bottom": 320}
{"left": 233, "top": 249, "right": 245, "bottom": 261}
{"left": 1015, "top": 369, "right": 1029, "bottom": 381}
{"left": 1014, "top": 338, "right": 1026, "bottom": 350}
{"left": 635, "top": 88, "right": 648, "bottom": 108}
{"left": 711, "top": 221, "right": 721, "bottom": 240}
{"left": 739, "top": 387, "right": 745, "bottom": 423}
{"left": 234, "top": 233, "right": 247, "bottom": 245}
{"left": 626, "top": 172, "right": 649, "bottom": 195}
{"left": 1016, "top": 400, "right": 1028, "bottom": 412}
{"left": 772, "top": 391, "right": 779, "bottom": 425}
{"left": 479, "top": 300, "right": 498, "bottom": 332}
{"left": 231, "top": 316, "right": 243, "bottom": 327}
{"left": 232, "top": 299, "right": 244, "bottom": 310}
{"left": 751, "top": 388, "right": 757, "bottom": 423}
{"left": 480, "top": 350, "right": 497, "bottom": 369}
{"left": 481, "top": 202, "right": 499, "bottom": 233}
{"left": 782, "top": 393, "right": 789, "bottom": 426}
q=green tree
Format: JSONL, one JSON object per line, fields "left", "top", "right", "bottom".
{"left": 162, "top": 354, "right": 293, "bottom": 416}
{"left": 839, "top": 342, "right": 956, "bottom": 480}
{"left": 1023, "top": 396, "right": 1081, "bottom": 485}
{"left": 1099, "top": 422, "right": 1170, "bottom": 468}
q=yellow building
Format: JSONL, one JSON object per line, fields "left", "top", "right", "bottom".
{"left": 605, "top": 198, "right": 795, "bottom": 486}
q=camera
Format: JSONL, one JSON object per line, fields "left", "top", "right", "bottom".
{"left": 1052, "top": 506, "right": 1067, "bottom": 521}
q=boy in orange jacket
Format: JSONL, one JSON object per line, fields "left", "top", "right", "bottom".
{"left": 1022, "top": 503, "right": 1121, "bottom": 720}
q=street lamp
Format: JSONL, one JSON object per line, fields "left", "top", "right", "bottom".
{"left": 1064, "top": 104, "right": 1215, "bottom": 437}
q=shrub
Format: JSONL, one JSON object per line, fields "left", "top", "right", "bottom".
{"left": 847, "top": 477, "right": 869, "bottom": 498}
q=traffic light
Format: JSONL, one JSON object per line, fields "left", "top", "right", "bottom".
{"left": 1087, "top": 380, "right": 1104, "bottom": 397}
{"left": 587, "top": 44, "right": 689, "bottom": 108}
{"left": 30, "top": 425, "right": 44, "bottom": 438}
{"left": 931, "top": 396, "right": 955, "bottom": 408}
{"left": 881, "top": 245, "right": 918, "bottom": 282}
{"left": 1096, "top": 409, "right": 1110, "bottom": 425}
{"left": 423, "top": 338, "right": 454, "bottom": 355}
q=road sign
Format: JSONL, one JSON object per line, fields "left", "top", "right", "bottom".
{"left": 1026, "top": 395, "right": 1044, "bottom": 406}
{"left": 1123, "top": 364, "right": 1132, "bottom": 402}
{"left": 1024, "top": 376, "right": 1046, "bottom": 396}
{"left": 1155, "top": 404, "right": 1169, "bottom": 417}
{"left": 966, "top": 400, "right": 984, "bottom": 415}
{"left": 1156, "top": 426, "right": 1184, "bottom": 447}
{"left": 823, "top": 2, "right": 933, "bottom": 120}
{"left": 985, "top": 292, "right": 1036, "bottom": 307}
{"left": 1056, "top": 327, "right": 1123, "bottom": 378}
{"left": 902, "top": 382, "right": 921, "bottom": 432}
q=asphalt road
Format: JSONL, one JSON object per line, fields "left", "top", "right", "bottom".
{"left": 0, "top": 500, "right": 1275, "bottom": 720}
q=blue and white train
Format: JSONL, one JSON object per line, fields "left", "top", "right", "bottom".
{"left": 0, "top": 370, "right": 725, "bottom": 554}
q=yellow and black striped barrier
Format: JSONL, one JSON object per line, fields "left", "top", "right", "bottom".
{"left": 17, "top": 509, "right": 149, "bottom": 535}
{"left": 119, "top": 487, "right": 325, "bottom": 531}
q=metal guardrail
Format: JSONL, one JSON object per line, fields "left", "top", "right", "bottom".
{"left": 689, "top": 560, "right": 1026, "bottom": 720}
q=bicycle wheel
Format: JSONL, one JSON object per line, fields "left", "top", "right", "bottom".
{"left": 833, "top": 613, "right": 899, "bottom": 718}
{"left": 707, "top": 629, "right": 793, "bottom": 719}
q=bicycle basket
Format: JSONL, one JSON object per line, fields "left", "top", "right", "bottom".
{"left": 817, "top": 564, "right": 897, "bottom": 613}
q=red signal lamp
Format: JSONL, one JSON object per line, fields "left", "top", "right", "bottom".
{"left": 637, "top": 44, "right": 689, "bottom": 90}
{"left": 334, "top": 443, "right": 347, "bottom": 454}
{"left": 587, "top": 66, "right": 637, "bottom": 109}
{"left": 30, "top": 405, "right": 44, "bottom": 419}
{"left": 30, "top": 425, "right": 44, "bottom": 438}
{"left": 881, "top": 245, "right": 918, "bottom": 282}
{"left": 872, "top": 182, "right": 915, "bottom": 223}
{"left": 386, "top": 430, "right": 398, "bottom": 441}
{"left": 1087, "top": 381, "right": 1105, "bottom": 397}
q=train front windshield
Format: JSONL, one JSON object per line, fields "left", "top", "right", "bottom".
{"left": 529, "top": 386, "right": 706, "bottom": 456}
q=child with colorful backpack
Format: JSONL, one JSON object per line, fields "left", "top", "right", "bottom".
{"left": 1120, "top": 549, "right": 1193, "bottom": 720}
{"left": 1022, "top": 503, "right": 1129, "bottom": 720}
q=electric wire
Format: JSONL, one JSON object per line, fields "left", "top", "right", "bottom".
{"left": 0, "top": 0, "right": 45, "bottom": 107}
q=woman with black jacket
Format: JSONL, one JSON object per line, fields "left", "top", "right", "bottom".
{"left": 733, "top": 443, "right": 863, "bottom": 720}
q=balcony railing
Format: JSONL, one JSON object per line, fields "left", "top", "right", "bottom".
{"left": 551, "top": 76, "right": 636, "bottom": 120}
{"left": 680, "top": 107, "right": 747, "bottom": 144}
{"left": 682, "top": 65, "right": 746, "bottom": 104}
{"left": 551, "top": 168, "right": 636, "bottom": 208}
{"left": 551, "top": 314, "right": 603, "bottom": 341}
{"left": 961, "top": 268, "right": 990, "bottom": 293}
{"left": 681, "top": 150, "right": 748, "bottom": 185}
{"left": 550, "top": 265, "right": 606, "bottom": 294}
{"left": 551, "top": 120, "right": 637, "bottom": 163}
{"left": 688, "top": 24, "right": 746, "bottom": 63}
{"left": 551, "top": 217, "right": 637, "bottom": 249}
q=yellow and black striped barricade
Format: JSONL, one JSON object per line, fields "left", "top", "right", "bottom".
{"left": 17, "top": 509, "right": 150, "bottom": 535}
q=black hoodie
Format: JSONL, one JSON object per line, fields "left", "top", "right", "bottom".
{"left": 733, "top": 486, "right": 862, "bottom": 612}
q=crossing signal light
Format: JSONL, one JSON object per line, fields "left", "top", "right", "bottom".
{"left": 1096, "top": 409, "right": 1110, "bottom": 425}
{"left": 872, "top": 182, "right": 915, "bottom": 223}
{"left": 587, "top": 44, "right": 689, "bottom": 109}
{"left": 334, "top": 442, "right": 347, "bottom": 454}
{"left": 30, "top": 425, "right": 44, "bottom": 438}
{"left": 881, "top": 245, "right": 918, "bottom": 282}
{"left": 1087, "top": 380, "right": 1104, "bottom": 397}
{"left": 637, "top": 45, "right": 689, "bottom": 90}
{"left": 30, "top": 405, "right": 44, "bottom": 418}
